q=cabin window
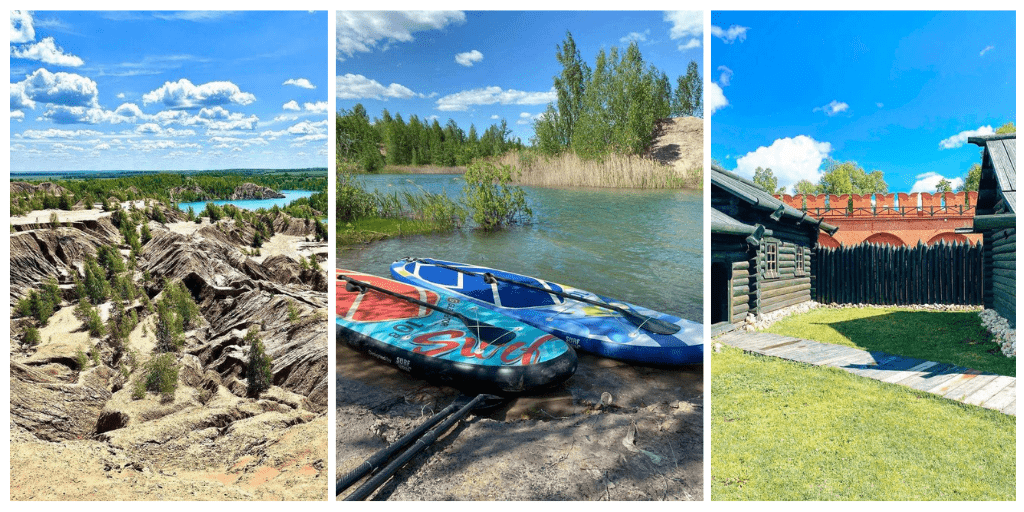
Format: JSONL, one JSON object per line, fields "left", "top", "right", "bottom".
{"left": 765, "top": 242, "right": 779, "bottom": 279}
{"left": 795, "top": 248, "right": 806, "bottom": 276}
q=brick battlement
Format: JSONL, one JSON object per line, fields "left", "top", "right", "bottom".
{"left": 774, "top": 191, "right": 978, "bottom": 218}
{"left": 773, "top": 192, "right": 982, "bottom": 248}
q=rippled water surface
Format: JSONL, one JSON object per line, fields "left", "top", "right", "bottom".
{"left": 338, "top": 174, "right": 702, "bottom": 322}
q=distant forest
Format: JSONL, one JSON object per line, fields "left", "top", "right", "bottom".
{"left": 10, "top": 171, "right": 327, "bottom": 218}
{"left": 336, "top": 104, "right": 523, "bottom": 172}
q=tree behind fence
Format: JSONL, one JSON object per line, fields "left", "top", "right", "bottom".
{"left": 812, "top": 241, "right": 983, "bottom": 305}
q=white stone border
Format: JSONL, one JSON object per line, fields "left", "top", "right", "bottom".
{"left": 979, "top": 309, "right": 1016, "bottom": 358}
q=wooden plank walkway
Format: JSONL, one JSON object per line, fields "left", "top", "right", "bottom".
{"left": 716, "top": 331, "right": 1016, "bottom": 416}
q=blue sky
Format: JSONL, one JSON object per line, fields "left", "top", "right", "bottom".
{"left": 710, "top": 11, "right": 1016, "bottom": 194}
{"left": 9, "top": 11, "right": 327, "bottom": 172}
{"left": 336, "top": 11, "right": 703, "bottom": 143}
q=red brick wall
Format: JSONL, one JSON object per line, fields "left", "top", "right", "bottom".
{"left": 777, "top": 192, "right": 982, "bottom": 247}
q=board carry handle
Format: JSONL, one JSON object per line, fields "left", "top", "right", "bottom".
{"left": 340, "top": 274, "right": 517, "bottom": 346}
{"left": 409, "top": 258, "right": 682, "bottom": 336}
{"left": 341, "top": 394, "right": 499, "bottom": 501}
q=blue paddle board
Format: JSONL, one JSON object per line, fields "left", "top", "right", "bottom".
{"left": 390, "top": 259, "right": 703, "bottom": 365}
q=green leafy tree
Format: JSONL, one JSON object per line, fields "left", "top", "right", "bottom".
{"left": 793, "top": 180, "right": 820, "bottom": 195}
{"left": 935, "top": 179, "right": 953, "bottom": 193}
{"left": 672, "top": 60, "right": 703, "bottom": 117}
{"left": 135, "top": 353, "right": 179, "bottom": 400}
{"left": 959, "top": 163, "right": 982, "bottom": 192}
{"left": 245, "top": 327, "right": 273, "bottom": 397}
{"left": 996, "top": 121, "right": 1015, "bottom": 134}
{"left": 816, "top": 160, "right": 888, "bottom": 195}
{"left": 24, "top": 326, "right": 41, "bottom": 346}
{"left": 553, "top": 32, "right": 591, "bottom": 149}
{"left": 753, "top": 167, "right": 785, "bottom": 194}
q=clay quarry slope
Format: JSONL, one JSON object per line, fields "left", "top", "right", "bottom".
{"left": 646, "top": 116, "right": 703, "bottom": 176}
{"left": 9, "top": 207, "right": 328, "bottom": 500}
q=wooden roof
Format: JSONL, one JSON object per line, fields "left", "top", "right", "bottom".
{"left": 969, "top": 134, "right": 1016, "bottom": 215}
{"left": 710, "top": 208, "right": 758, "bottom": 235}
{"left": 711, "top": 164, "right": 838, "bottom": 234}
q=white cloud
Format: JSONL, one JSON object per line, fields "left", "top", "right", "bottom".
{"left": 436, "top": 86, "right": 556, "bottom": 111}
{"left": 117, "top": 92, "right": 126, "bottom": 99}
{"left": 490, "top": 114, "right": 500, "bottom": 120}
{"left": 455, "top": 49, "right": 484, "bottom": 67}
{"left": 939, "top": 125, "right": 994, "bottom": 149}
{"left": 12, "top": 68, "right": 99, "bottom": 109}
{"left": 272, "top": 114, "right": 298, "bottom": 123}
{"left": 11, "top": 10, "right": 35, "bottom": 44}
{"left": 876, "top": 102, "right": 884, "bottom": 108}
{"left": 717, "top": 66, "right": 733, "bottom": 87}
{"left": 11, "top": 37, "right": 84, "bottom": 67}
{"left": 516, "top": 112, "right": 544, "bottom": 125}
{"left": 910, "top": 172, "right": 965, "bottom": 193}
{"left": 94, "top": 143, "right": 111, "bottom": 150}
{"left": 150, "top": 12, "right": 230, "bottom": 22}
{"left": 980, "top": 45, "right": 995, "bottom": 56}
{"left": 39, "top": 105, "right": 110, "bottom": 125}
{"left": 11, "top": 110, "right": 25, "bottom": 120}
{"left": 52, "top": 143, "right": 85, "bottom": 152}
{"left": 304, "top": 101, "right": 328, "bottom": 113}
{"left": 677, "top": 39, "right": 701, "bottom": 51}
{"left": 18, "top": 128, "right": 102, "bottom": 139}
{"left": 813, "top": 100, "right": 849, "bottom": 116}
{"left": 295, "top": 133, "right": 328, "bottom": 142}
{"left": 706, "top": 82, "right": 729, "bottom": 116}
{"left": 336, "top": 73, "right": 420, "bottom": 100}
{"left": 135, "top": 123, "right": 163, "bottom": 134}
{"left": 142, "top": 78, "right": 256, "bottom": 108}
{"left": 619, "top": 30, "right": 650, "bottom": 45}
{"left": 664, "top": 11, "right": 702, "bottom": 47}
{"left": 287, "top": 120, "right": 328, "bottom": 136}
{"left": 283, "top": 78, "right": 316, "bottom": 89}
{"left": 710, "top": 25, "right": 749, "bottom": 44}
{"left": 336, "top": 11, "right": 466, "bottom": 60}
{"left": 735, "top": 136, "right": 833, "bottom": 192}
{"left": 283, "top": 100, "right": 301, "bottom": 111}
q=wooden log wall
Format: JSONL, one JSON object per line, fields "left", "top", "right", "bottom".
{"left": 757, "top": 238, "right": 813, "bottom": 314}
{"left": 987, "top": 227, "right": 1015, "bottom": 326}
{"left": 813, "top": 240, "right": 983, "bottom": 305}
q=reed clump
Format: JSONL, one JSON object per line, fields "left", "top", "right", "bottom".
{"left": 498, "top": 150, "right": 701, "bottom": 189}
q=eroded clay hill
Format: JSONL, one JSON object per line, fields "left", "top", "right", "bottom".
{"left": 646, "top": 116, "right": 704, "bottom": 176}
{"left": 9, "top": 203, "right": 328, "bottom": 500}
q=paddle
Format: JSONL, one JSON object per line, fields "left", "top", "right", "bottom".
{"left": 340, "top": 274, "right": 517, "bottom": 346}
{"left": 336, "top": 395, "right": 468, "bottom": 496}
{"left": 409, "top": 258, "right": 681, "bottom": 335}
{"left": 341, "top": 394, "right": 502, "bottom": 501}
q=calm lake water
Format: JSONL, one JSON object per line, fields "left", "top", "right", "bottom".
{"left": 337, "top": 174, "right": 702, "bottom": 322}
{"left": 176, "top": 189, "right": 314, "bottom": 212}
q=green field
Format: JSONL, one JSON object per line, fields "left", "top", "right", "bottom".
{"left": 711, "top": 346, "right": 1016, "bottom": 500}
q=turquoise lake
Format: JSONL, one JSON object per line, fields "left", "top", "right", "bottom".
{"left": 176, "top": 189, "right": 314, "bottom": 212}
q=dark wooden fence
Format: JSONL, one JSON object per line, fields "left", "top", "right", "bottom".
{"left": 812, "top": 241, "right": 983, "bottom": 305}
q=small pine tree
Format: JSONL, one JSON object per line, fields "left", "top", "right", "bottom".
{"left": 24, "top": 326, "right": 41, "bottom": 346}
{"left": 245, "top": 327, "right": 273, "bottom": 397}
{"left": 140, "top": 223, "right": 152, "bottom": 244}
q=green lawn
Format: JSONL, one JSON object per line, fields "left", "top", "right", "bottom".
{"left": 711, "top": 346, "right": 1016, "bottom": 500}
{"left": 766, "top": 307, "right": 1014, "bottom": 377}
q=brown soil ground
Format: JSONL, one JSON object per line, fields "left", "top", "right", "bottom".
{"left": 335, "top": 343, "right": 703, "bottom": 500}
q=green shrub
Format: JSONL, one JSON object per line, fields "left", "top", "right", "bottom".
{"left": 75, "top": 347, "right": 89, "bottom": 370}
{"left": 24, "top": 326, "right": 41, "bottom": 346}
{"left": 462, "top": 161, "right": 532, "bottom": 231}
{"left": 245, "top": 327, "right": 273, "bottom": 397}
{"left": 143, "top": 353, "right": 179, "bottom": 398}
{"left": 287, "top": 300, "right": 300, "bottom": 325}
{"left": 86, "top": 306, "right": 106, "bottom": 337}
{"left": 140, "top": 223, "right": 152, "bottom": 244}
{"left": 131, "top": 377, "right": 146, "bottom": 400}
